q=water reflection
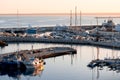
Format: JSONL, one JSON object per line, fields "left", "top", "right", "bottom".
{"left": 1, "top": 43, "right": 120, "bottom": 80}
{"left": 0, "top": 67, "right": 44, "bottom": 80}
{"left": 87, "top": 46, "right": 120, "bottom": 80}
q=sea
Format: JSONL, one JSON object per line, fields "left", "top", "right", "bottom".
{"left": 0, "top": 14, "right": 120, "bottom": 28}
{"left": 0, "top": 14, "right": 120, "bottom": 80}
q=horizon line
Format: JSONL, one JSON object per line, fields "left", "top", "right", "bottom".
{"left": 0, "top": 13, "right": 120, "bottom": 15}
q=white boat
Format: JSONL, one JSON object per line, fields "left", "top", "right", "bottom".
{"left": 102, "top": 19, "right": 115, "bottom": 27}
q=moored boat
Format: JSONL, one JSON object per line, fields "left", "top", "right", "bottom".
{"left": 0, "top": 56, "right": 45, "bottom": 71}
{"left": 0, "top": 60, "right": 26, "bottom": 71}
{"left": 23, "top": 57, "right": 45, "bottom": 70}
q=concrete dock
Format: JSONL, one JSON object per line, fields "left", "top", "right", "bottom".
{"left": 0, "top": 47, "right": 77, "bottom": 61}
{"left": 0, "top": 36, "right": 120, "bottom": 49}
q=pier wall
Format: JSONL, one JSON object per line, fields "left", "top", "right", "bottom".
{"left": 0, "top": 36, "right": 88, "bottom": 44}
{"left": 0, "top": 36, "right": 120, "bottom": 49}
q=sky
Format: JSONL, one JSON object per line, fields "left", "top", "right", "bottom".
{"left": 0, "top": 0, "right": 120, "bottom": 14}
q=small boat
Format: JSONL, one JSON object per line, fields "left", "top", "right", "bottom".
{"left": 0, "top": 62, "right": 44, "bottom": 79}
{"left": 102, "top": 19, "right": 115, "bottom": 31}
{"left": 102, "top": 19, "right": 115, "bottom": 28}
{"left": 0, "top": 56, "right": 45, "bottom": 71}
{"left": 23, "top": 57, "right": 45, "bottom": 70}
{"left": 0, "top": 60, "right": 26, "bottom": 71}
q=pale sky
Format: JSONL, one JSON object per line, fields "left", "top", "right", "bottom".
{"left": 0, "top": 0, "right": 120, "bottom": 14}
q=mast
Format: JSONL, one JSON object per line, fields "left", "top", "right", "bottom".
{"left": 17, "top": 9, "right": 19, "bottom": 28}
{"left": 16, "top": 10, "right": 19, "bottom": 57}
{"left": 80, "top": 11, "right": 82, "bottom": 27}
{"left": 75, "top": 6, "right": 77, "bottom": 27}
{"left": 70, "top": 10, "right": 72, "bottom": 28}
{"left": 79, "top": 11, "right": 82, "bottom": 31}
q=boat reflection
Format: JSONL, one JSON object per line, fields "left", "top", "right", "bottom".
{"left": 87, "top": 58, "right": 120, "bottom": 73}
{"left": 24, "top": 65, "right": 44, "bottom": 76}
{"left": 0, "top": 65, "right": 44, "bottom": 79}
{"left": 88, "top": 46, "right": 120, "bottom": 73}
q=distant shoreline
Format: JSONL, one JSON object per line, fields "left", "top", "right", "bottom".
{"left": 0, "top": 13, "right": 120, "bottom": 16}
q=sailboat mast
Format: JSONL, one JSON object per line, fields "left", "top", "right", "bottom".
{"left": 17, "top": 9, "right": 19, "bottom": 28}
{"left": 80, "top": 11, "right": 82, "bottom": 27}
{"left": 70, "top": 10, "right": 72, "bottom": 28}
{"left": 75, "top": 6, "right": 77, "bottom": 27}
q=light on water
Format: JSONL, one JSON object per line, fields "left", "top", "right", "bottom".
{"left": 0, "top": 43, "right": 120, "bottom": 80}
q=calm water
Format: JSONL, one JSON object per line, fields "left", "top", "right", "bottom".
{"left": 0, "top": 14, "right": 120, "bottom": 28}
{"left": 0, "top": 15, "right": 120, "bottom": 80}
{"left": 0, "top": 43, "right": 120, "bottom": 80}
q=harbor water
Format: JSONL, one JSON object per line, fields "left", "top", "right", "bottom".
{"left": 0, "top": 43, "right": 120, "bottom": 80}
{"left": 0, "top": 15, "right": 120, "bottom": 80}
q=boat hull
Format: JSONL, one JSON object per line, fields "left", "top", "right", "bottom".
{"left": 0, "top": 61, "right": 26, "bottom": 71}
